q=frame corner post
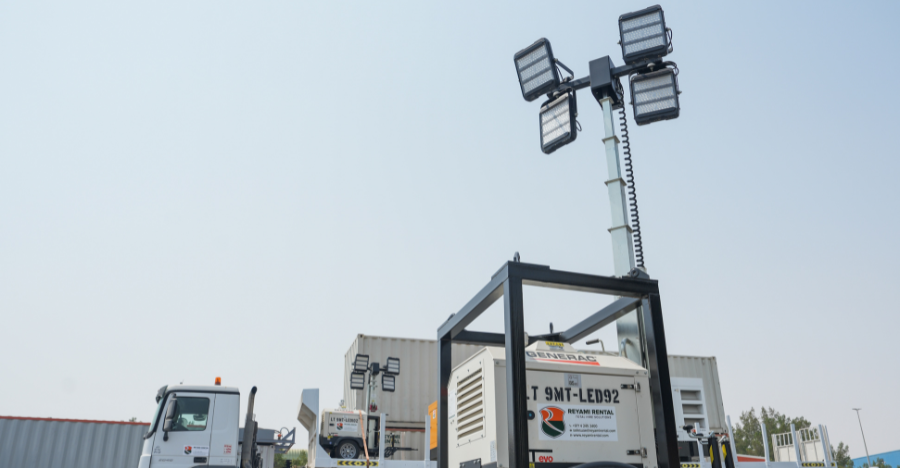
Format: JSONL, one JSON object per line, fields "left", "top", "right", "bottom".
{"left": 643, "top": 293, "right": 679, "bottom": 468}
{"left": 503, "top": 276, "right": 529, "bottom": 468}
{"left": 437, "top": 337, "right": 452, "bottom": 468}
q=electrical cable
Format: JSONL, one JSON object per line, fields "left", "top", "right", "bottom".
{"left": 618, "top": 106, "right": 645, "bottom": 269}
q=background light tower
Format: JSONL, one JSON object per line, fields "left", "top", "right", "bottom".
{"left": 853, "top": 408, "right": 872, "bottom": 467}
{"left": 512, "top": 4, "right": 681, "bottom": 366}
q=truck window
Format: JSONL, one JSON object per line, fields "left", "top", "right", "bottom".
{"left": 170, "top": 397, "right": 210, "bottom": 432}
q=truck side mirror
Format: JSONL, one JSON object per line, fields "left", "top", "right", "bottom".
{"left": 162, "top": 396, "right": 177, "bottom": 441}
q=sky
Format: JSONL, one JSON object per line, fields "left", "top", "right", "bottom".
{"left": 1, "top": 0, "right": 898, "bottom": 461}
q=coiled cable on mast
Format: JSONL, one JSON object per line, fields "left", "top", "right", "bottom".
{"left": 618, "top": 106, "right": 645, "bottom": 269}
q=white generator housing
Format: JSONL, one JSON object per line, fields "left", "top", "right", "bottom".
{"left": 320, "top": 410, "right": 365, "bottom": 439}
{"left": 448, "top": 342, "right": 658, "bottom": 468}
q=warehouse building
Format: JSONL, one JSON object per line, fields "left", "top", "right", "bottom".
{"left": 853, "top": 450, "right": 900, "bottom": 468}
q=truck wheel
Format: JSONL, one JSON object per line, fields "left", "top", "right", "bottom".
{"left": 336, "top": 440, "right": 360, "bottom": 459}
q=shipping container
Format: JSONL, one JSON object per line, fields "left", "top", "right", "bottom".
{"left": 342, "top": 335, "right": 483, "bottom": 460}
{"left": 667, "top": 355, "right": 727, "bottom": 434}
{"left": 343, "top": 335, "right": 483, "bottom": 425}
{"left": 0, "top": 416, "right": 148, "bottom": 468}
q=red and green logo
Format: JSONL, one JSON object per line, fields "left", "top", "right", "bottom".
{"left": 540, "top": 407, "right": 565, "bottom": 438}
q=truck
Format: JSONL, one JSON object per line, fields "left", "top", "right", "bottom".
{"left": 137, "top": 380, "right": 293, "bottom": 468}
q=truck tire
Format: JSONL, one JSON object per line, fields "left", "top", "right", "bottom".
{"left": 335, "top": 440, "right": 360, "bottom": 459}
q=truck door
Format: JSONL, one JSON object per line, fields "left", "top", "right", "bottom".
{"left": 151, "top": 392, "right": 216, "bottom": 467}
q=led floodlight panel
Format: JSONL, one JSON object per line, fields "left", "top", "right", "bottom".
{"left": 350, "top": 371, "right": 366, "bottom": 390}
{"left": 514, "top": 38, "right": 560, "bottom": 102}
{"left": 539, "top": 91, "right": 577, "bottom": 154}
{"left": 382, "top": 374, "right": 396, "bottom": 392}
{"left": 619, "top": 5, "right": 669, "bottom": 64}
{"left": 353, "top": 354, "right": 369, "bottom": 372}
{"left": 630, "top": 68, "right": 679, "bottom": 125}
{"left": 385, "top": 357, "right": 400, "bottom": 375}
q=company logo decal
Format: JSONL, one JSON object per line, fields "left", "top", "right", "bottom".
{"left": 184, "top": 446, "right": 192, "bottom": 455}
{"left": 540, "top": 406, "right": 565, "bottom": 438}
{"left": 526, "top": 351, "right": 600, "bottom": 366}
{"left": 337, "top": 422, "right": 343, "bottom": 430}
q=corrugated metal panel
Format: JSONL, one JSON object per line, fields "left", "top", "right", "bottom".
{"left": 343, "top": 335, "right": 483, "bottom": 425}
{"left": 667, "top": 355, "right": 726, "bottom": 432}
{"left": 0, "top": 416, "right": 148, "bottom": 468}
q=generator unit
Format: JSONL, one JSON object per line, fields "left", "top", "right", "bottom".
{"left": 319, "top": 409, "right": 367, "bottom": 459}
{"left": 448, "top": 341, "right": 657, "bottom": 468}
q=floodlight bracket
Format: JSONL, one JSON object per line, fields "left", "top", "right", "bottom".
{"left": 554, "top": 59, "right": 575, "bottom": 81}
{"left": 549, "top": 56, "right": 665, "bottom": 110}
{"left": 552, "top": 76, "right": 589, "bottom": 94}
{"left": 611, "top": 57, "right": 664, "bottom": 78}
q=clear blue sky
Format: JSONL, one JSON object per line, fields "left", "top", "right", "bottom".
{"left": 1, "top": 0, "right": 897, "bottom": 460}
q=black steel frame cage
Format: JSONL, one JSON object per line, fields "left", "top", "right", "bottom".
{"left": 436, "top": 261, "right": 679, "bottom": 468}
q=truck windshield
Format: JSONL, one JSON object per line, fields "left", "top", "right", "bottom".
{"left": 145, "top": 385, "right": 168, "bottom": 438}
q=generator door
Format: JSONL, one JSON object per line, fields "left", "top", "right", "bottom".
{"left": 527, "top": 372, "right": 647, "bottom": 466}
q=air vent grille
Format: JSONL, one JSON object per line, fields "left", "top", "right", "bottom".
{"left": 456, "top": 366, "right": 484, "bottom": 440}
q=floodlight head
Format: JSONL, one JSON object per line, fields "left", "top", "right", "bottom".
{"left": 539, "top": 91, "right": 577, "bottom": 154}
{"left": 349, "top": 371, "right": 366, "bottom": 390}
{"left": 381, "top": 374, "right": 396, "bottom": 392}
{"left": 630, "top": 67, "right": 680, "bottom": 125}
{"left": 619, "top": 5, "right": 670, "bottom": 64}
{"left": 353, "top": 354, "right": 369, "bottom": 372}
{"left": 385, "top": 357, "right": 400, "bottom": 375}
{"left": 514, "top": 38, "right": 561, "bottom": 102}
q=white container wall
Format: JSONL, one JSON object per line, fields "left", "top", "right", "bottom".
{"left": 343, "top": 335, "right": 483, "bottom": 425}
{"left": 0, "top": 416, "right": 149, "bottom": 468}
{"left": 343, "top": 335, "right": 484, "bottom": 460}
{"left": 667, "top": 355, "right": 727, "bottom": 433}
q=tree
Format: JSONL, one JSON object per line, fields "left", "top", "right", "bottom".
{"left": 128, "top": 417, "right": 138, "bottom": 422}
{"left": 274, "top": 449, "right": 308, "bottom": 468}
{"left": 732, "top": 407, "right": 812, "bottom": 457}
{"left": 831, "top": 442, "right": 853, "bottom": 468}
{"left": 293, "top": 450, "right": 308, "bottom": 467}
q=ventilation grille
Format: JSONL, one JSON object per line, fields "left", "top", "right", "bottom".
{"left": 456, "top": 366, "right": 484, "bottom": 441}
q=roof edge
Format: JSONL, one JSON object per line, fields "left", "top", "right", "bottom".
{"left": 0, "top": 415, "right": 150, "bottom": 426}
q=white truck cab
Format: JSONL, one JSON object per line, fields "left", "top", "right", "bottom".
{"left": 138, "top": 383, "right": 264, "bottom": 468}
